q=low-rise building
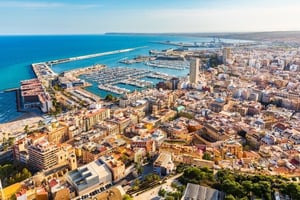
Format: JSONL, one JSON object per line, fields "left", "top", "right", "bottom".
{"left": 66, "top": 159, "right": 112, "bottom": 195}
{"left": 153, "top": 152, "right": 174, "bottom": 176}
{"left": 181, "top": 183, "right": 223, "bottom": 200}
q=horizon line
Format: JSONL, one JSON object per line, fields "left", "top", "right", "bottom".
{"left": 1, "top": 30, "right": 300, "bottom": 36}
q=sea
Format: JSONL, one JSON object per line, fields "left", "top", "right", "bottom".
{"left": 0, "top": 34, "right": 248, "bottom": 123}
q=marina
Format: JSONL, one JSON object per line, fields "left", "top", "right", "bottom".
{"left": 80, "top": 67, "right": 173, "bottom": 95}
{"left": 145, "top": 60, "right": 190, "bottom": 70}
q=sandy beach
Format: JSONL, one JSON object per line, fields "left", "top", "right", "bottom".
{"left": 0, "top": 112, "right": 43, "bottom": 134}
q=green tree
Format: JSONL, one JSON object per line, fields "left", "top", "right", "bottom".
{"left": 7, "top": 137, "right": 15, "bottom": 146}
{"left": 202, "top": 152, "right": 212, "bottom": 160}
{"left": 241, "top": 180, "right": 253, "bottom": 196}
{"left": 158, "top": 188, "right": 166, "bottom": 197}
{"left": 222, "top": 179, "right": 244, "bottom": 198}
{"left": 224, "top": 194, "right": 236, "bottom": 200}
{"left": 165, "top": 196, "right": 175, "bottom": 200}
{"left": 105, "top": 94, "right": 114, "bottom": 101}
{"left": 132, "top": 179, "right": 140, "bottom": 191}
{"left": 38, "top": 120, "right": 45, "bottom": 127}
{"left": 136, "top": 164, "right": 144, "bottom": 175}
{"left": 284, "top": 183, "right": 300, "bottom": 200}
{"left": 123, "top": 194, "right": 133, "bottom": 200}
{"left": 21, "top": 168, "right": 32, "bottom": 180}
{"left": 24, "top": 125, "right": 29, "bottom": 133}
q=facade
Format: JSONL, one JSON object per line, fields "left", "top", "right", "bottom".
{"left": 222, "top": 47, "right": 231, "bottom": 64}
{"left": 13, "top": 139, "right": 27, "bottom": 164}
{"left": 153, "top": 152, "right": 174, "bottom": 176}
{"left": 20, "top": 79, "right": 52, "bottom": 113}
{"left": 131, "top": 136, "right": 156, "bottom": 153}
{"left": 100, "top": 156, "right": 125, "bottom": 182}
{"left": 45, "top": 122, "right": 70, "bottom": 144}
{"left": 189, "top": 58, "right": 200, "bottom": 85}
{"left": 83, "top": 108, "right": 110, "bottom": 131}
{"left": 28, "top": 139, "right": 58, "bottom": 171}
{"left": 66, "top": 159, "right": 112, "bottom": 195}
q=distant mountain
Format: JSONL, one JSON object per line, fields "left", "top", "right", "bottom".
{"left": 105, "top": 31, "right": 300, "bottom": 43}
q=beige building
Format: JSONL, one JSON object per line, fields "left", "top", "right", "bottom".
{"left": 84, "top": 108, "right": 110, "bottom": 131}
{"left": 45, "top": 121, "right": 70, "bottom": 144}
{"left": 28, "top": 139, "right": 59, "bottom": 170}
{"left": 100, "top": 156, "right": 125, "bottom": 182}
{"left": 189, "top": 58, "right": 200, "bottom": 85}
{"left": 223, "top": 47, "right": 232, "bottom": 64}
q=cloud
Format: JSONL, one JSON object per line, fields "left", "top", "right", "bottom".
{"left": 0, "top": 1, "right": 102, "bottom": 9}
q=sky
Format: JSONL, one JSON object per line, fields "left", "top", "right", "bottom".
{"left": 0, "top": 0, "right": 300, "bottom": 35}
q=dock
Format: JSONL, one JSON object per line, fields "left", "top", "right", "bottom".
{"left": 32, "top": 63, "right": 57, "bottom": 81}
{"left": 98, "top": 84, "right": 130, "bottom": 95}
{"left": 44, "top": 46, "right": 146, "bottom": 66}
{"left": 120, "top": 79, "right": 153, "bottom": 88}
{"left": 145, "top": 60, "right": 190, "bottom": 70}
{"left": 80, "top": 67, "right": 173, "bottom": 94}
{"left": 4, "top": 87, "right": 19, "bottom": 92}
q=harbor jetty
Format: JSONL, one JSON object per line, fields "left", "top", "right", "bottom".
{"left": 45, "top": 46, "right": 146, "bottom": 65}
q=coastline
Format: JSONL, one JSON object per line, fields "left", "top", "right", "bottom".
{"left": 0, "top": 111, "right": 43, "bottom": 134}
{"left": 105, "top": 31, "right": 300, "bottom": 43}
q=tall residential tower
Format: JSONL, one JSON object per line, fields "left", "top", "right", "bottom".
{"left": 189, "top": 58, "right": 200, "bottom": 85}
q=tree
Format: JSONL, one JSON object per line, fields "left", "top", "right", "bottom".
{"left": 24, "top": 125, "right": 29, "bottom": 133}
{"left": 123, "top": 194, "right": 133, "bottom": 200}
{"left": 105, "top": 94, "right": 114, "bottom": 101}
{"left": 38, "top": 120, "right": 45, "bottom": 127}
{"left": 202, "top": 152, "right": 212, "bottom": 160}
{"left": 225, "top": 194, "right": 236, "bottom": 200}
{"left": 132, "top": 179, "right": 140, "bottom": 191}
{"left": 136, "top": 164, "right": 144, "bottom": 175}
{"left": 144, "top": 173, "right": 160, "bottom": 184}
{"left": 165, "top": 196, "right": 175, "bottom": 200}
{"left": 241, "top": 180, "right": 253, "bottom": 196}
{"left": 158, "top": 188, "right": 166, "bottom": 197}
{"left": 7, "top": 137, "right": 15, "bottom": 146}
{"left": 222, "top": 179, "right": 245, "bottom": 198}
{"left": 284, "top": 183, "right": 300, "bottom": 200}
{"left": 21, "top": 168, "right": 32, "bottom": 180}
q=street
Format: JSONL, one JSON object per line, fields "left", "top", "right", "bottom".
{"left": 133, "top": 173, "right": 183, "bottom": 200}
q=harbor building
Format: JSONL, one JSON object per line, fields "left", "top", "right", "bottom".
{"left": 189, "top": 58, "right": 200, "bottom": 85}
{"left": 66, "top": 159, "right": 112, "bottom": 195}
{"left": 20, "top": 79, "right": 52, "bottom": 113}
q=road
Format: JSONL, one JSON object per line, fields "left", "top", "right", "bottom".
{"left": 133, "top": 173, "right": 183, "bottom": 200}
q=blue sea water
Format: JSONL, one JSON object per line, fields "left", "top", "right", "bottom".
{"left": 0, "top": 34, "right": 246, "bottom": 123}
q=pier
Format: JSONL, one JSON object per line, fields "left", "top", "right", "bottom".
{"left": 44, "top": 46, "right": 146, "bottom": 66}
{"left": 145, "top": 60, "right": 190, "bottom": 70}
{"left": 120, "top": 79, "right": 153, "bottom": 88}
{"left": 98, "top": 84, "right": 130, "bottom": 95}
{"left": 32, "top": 63, "right": 57, "bottom": 81}
{"left": 4, "top": 87, "right": 19, "bottom": 92}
